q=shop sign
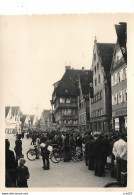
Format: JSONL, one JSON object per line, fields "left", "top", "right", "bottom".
{"left": 113, "top": 108, "right": 127, "bottom": 117}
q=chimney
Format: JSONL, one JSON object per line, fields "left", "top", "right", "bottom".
{"left": 65, "top": 66, "right": 71, "bottom": 70}
{"left": 82, "top": 67, "right": 85, "bottom": 70}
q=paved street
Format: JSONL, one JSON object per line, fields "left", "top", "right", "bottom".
{"left": 6, "top": 134, "right": 115, "bottom": 188}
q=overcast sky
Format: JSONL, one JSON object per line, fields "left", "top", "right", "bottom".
{"left": 0, "top": 14, "right": 128, "bottom": 117}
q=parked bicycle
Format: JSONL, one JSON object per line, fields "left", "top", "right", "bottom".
{"left": 50, "top": 144, "right": 84, "bottom": 163}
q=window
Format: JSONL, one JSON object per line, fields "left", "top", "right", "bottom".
{"left": 95, "top": 78, "right": 97, "bottom": 86}
{"left": 117, "top": 93, "right": 118, "bottom": 104}
{"left": 114, "top": 94, "right": 117, "bottom": 105}
{"left": 116, "top": 49, "right": 122, "bottom": 62}
{"left": 60, "top": 98, "right": 65, "bottom": 103}
{"left": 117, "top": 72, "right": 121, "bottom": 83}
{"left": 66, "top": 98, "right": 71, "bottom": 103}
{"left": 98, "top": 75, "right": 100, "bottom": 83}
{"left": 95, "top": 66, "right": 96, "bottom": 73}
{"left": 97, "top": 63, "right": 99, "bottom": 70}
{"left": 119, "top": 92, "right": 122, "bottom": 104}
{"left": 124, "top": 90, "right": 127, "bottom": 102}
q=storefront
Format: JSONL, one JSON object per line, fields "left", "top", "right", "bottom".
{"left": 90, "top": 116, "right": 111, "bottom": 133}
{"left": 112, "top": 107, "right": 127, "bottom": 133}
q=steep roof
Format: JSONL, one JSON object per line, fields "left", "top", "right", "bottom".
{"left": 79, "top": 71, "right": 93, "bottom": 95}
{"left": 5, "top": 106, "right": 10, "bottom": 117}
{"left": 11, "top": 106, "right": 20, "bottom": 116}
{"left": 53, "top": 69, "right": 92, "bottom": 96}
{"left": 97, "top": 43, "right": 115, "bottom": 76}
{"left": 115, "top": 23, "right": 127, "bottom": 63}
{"left": 41, "top": 110, "right": 51, "bottom": 121}
{"left": 29, "top": 115, "right": 34, "bottom": 124}
{"left": 21, "top": 114, "right": 27, "bottom": 123}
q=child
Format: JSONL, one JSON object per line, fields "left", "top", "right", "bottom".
{"left": 16, "top": 158, "right": 30, "bottom": 187}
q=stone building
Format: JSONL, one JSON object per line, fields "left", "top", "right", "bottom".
{"left": 110, "top": 23, "right": 127, "bottom": 132}
{"left": 90, "top": 39, "right": 115, "bottom": 133}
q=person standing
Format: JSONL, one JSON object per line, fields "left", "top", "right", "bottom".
{"left": 94, "top": 134, "right": 106, "bottom": 177}
{"left": 5, "top": 139, "right": 17, "bottom": 187}
{"left": 14, "top": 135, "right": 23, "bottom": 165}
{"left": 16, "top": 158, "right": 30, "bottom": 187}
{"left": 35, "top": 135, "right": 40, "bottom": 159}
{"left": 41, "top": 140, "right": 50, "bottom": 170}
{"left": 112, "top": 133, "right": 127, "bottom": 183}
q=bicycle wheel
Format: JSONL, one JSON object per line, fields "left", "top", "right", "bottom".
{"left": 26, "top": 149, "right": 36, "bottom": 161}
{"left": 72, "top": 151, "right": 84, "bottom": 162}
{"left": 50, "top": 150, "right": 61, "bottom": 163}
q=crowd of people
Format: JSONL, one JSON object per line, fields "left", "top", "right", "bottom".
{"left": 5, "top": 129, "right": 127, "bottom": 187}
{"left": 84, "top": 131, "right": 127, "bottom": 185}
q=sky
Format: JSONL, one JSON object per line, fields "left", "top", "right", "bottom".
{"left": 0, "top": 14, "right": 129, "bottom": 117}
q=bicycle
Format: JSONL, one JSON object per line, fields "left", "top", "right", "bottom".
{"left": 26, "top": 145, "right": 41, "bottom": 161}
{"left": 26, "top": 145, "right": 53, "bottom": 161}
{"left": 50, "top": 145, "right": 84, "bottom": 163}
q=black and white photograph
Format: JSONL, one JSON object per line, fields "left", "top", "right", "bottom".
{"left": 1, "top": 14, "right": 129, "bottom": 189}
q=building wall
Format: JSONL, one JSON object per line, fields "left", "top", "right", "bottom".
{"left": 111, "top": 44, "right": 127, "bottom": 132}
{"left": 92, "top": 43, "right": 104, "bottom": 95}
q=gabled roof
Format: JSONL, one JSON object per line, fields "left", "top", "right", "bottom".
{"left": 30, "top": 115, "right": 34, "bottom": 124}
{"left": 5, "top": 106, "right": 10, "bottom": 117}
{"left": 11, "top": 106, "right": 20, "bottom": 116}
{"left": 115, "top": 22, "right": 127, "bottom": 63}
{"left": 97, "top": 43, "right": 115, "bottom": 76}
{"left": 21, "top": 115, "right": 27, "bottom": 123}
{"left": 41, "top": 110, "right": 51, "bottom": 121}
{"left": 53, "top": 69, "right": 92, "bottom": 96}
{"left": 79, "top": 71, "right": 93, "bottom": 96}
